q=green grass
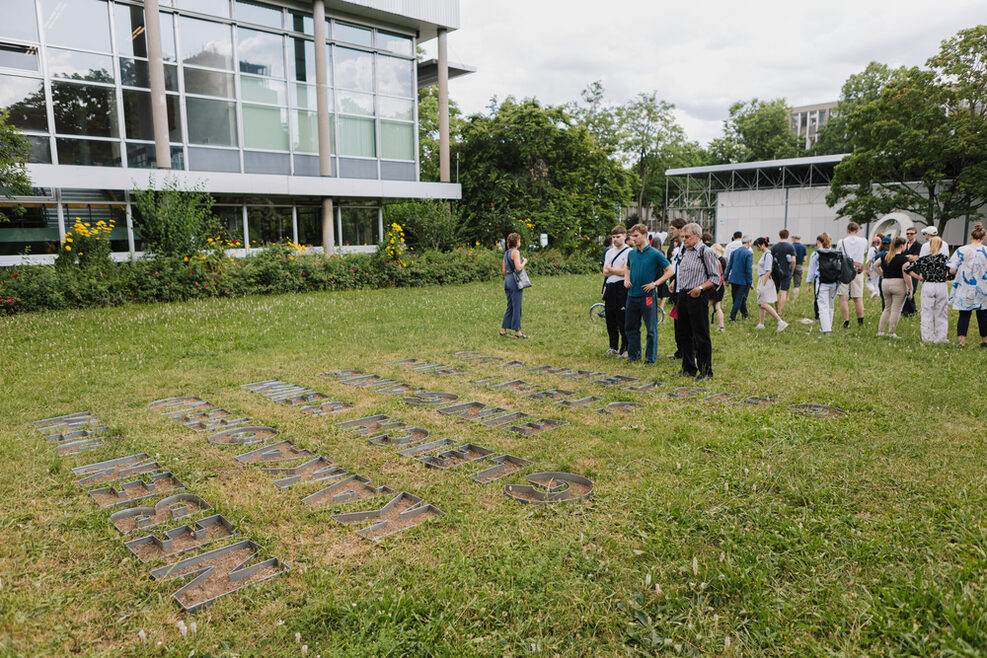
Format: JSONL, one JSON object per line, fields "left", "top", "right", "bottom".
{"left": 0, "top": 274, "right": 985, "bottom": 656}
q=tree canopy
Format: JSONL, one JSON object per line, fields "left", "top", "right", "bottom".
{"left": 827, "top": 26, "right": 987, "bottom": 233}
{"left": 0, "top": 109, "right": 33, "bottom": 204}
{"left": 709, "top": 98, "right": 801, "bottom": 163}
{"left": 455, "top": 98, "right": 634, "bottom": 250}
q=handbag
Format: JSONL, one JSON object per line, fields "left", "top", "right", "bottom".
{"left": 508, "top": 250, "right": 532, "bottom": 289}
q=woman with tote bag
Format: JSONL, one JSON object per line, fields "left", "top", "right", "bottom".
{"left": 500, "top": 232, "right": 530, "bottom": 338}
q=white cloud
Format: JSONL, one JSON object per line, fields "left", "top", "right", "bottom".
{"left": 425, "top": 0, "right": 987, "bottom": 144}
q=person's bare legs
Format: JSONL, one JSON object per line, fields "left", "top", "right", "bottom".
{"left": 792, "top": 285, "right": 800, "bottom": 303}
{"left": 854, "top": 296, "right": 865, "bottom": 320}
{"left": 839, "top": 295, "right": 850, "bottom": 323}
{"left": 761, "top": 303, "right": 782, "bottom": 323}
{"left": 777, "top": 290, "right": 788, "bottom": 316}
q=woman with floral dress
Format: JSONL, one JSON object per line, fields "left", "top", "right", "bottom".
{"left": 905, "top": 236, "right": 951, "bottom": 344}
{"left": 947, "top": 223, "right": 987, "bottom": 347}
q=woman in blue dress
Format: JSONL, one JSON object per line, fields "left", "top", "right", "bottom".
{"left": 500, "top": 232, "right": 529, "bottom": 338}
{"left": 947, "top": 223, "right": 987, "bottom": 347}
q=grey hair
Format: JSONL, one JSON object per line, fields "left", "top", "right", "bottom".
{"left": 741, "top": 235, "right": 752, "bottom": 244}
{"left": 682, "top": 222, "right": 702, "bottom": 237}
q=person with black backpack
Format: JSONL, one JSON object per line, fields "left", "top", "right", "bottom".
{"left": 806, "top": 232, "right": 842, "bottom": 334}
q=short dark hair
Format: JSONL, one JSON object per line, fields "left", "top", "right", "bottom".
{"left": 847, "top": 222, "right": 860, "bottom": 233}
{"left": 779, "top": 229, "right": 790, "bottom": 239}
{"left": 669, "top": 218, "right": 687, "bottom": 230}
{"left": 611, "top": 225, "right": 626, "bottom": 236}
{"left": 629, "top": 223, "right": 649, "bottom": 236}
{"left": 702, "top": 231, "right": 713, "bottom": 243}
{"left": 732, "top": 231, "right": 742, "bottom": 239}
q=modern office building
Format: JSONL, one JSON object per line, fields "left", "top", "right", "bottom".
{"left": 0, "top": 0, "right": 466, "bottom": 263}
{"left": 789, "top": 102, "right": 837, "bottom": 150}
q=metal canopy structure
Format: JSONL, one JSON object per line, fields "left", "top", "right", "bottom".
{"left": 664, "top": 154, "right": 848, "bottom": 231}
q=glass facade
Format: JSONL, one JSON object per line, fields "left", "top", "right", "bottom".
{"left": 0, "top": 0, "right": 417, "bottom": 178}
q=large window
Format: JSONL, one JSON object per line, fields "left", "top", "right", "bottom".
{"left": 41, "top": 0, "right": 112, "bottom": 52}
{"left": 1, "top": 0, "right": 39, "bottom": 42}
{"left": 340, "top": 207, "right": 378, "bottom": 246}
{"left": 247, "top": 206, "right": 291, "bottom": 247}
{"left": 0, "top": 203, "right": 59, "bottom": 256}
{"left": 186, "top": 98, "right": 237, "bottom": 146}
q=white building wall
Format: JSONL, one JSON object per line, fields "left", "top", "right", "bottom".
{"left": 715, "top": 187, "right": 985, "bottom": 247}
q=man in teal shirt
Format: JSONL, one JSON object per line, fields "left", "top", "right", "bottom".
{"left": 623, "top": 223, "right": 675, "bottom": 363}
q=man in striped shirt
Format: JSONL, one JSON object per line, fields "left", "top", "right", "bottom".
{"left": 674, "top": 223, "right": 722, "bottom": 381}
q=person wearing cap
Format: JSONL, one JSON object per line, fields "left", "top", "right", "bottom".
{"left": 791, "top": 235, "right": 807, "bottom": 303}
{"left": 919, "top": 225, "right": 950, "bottom": 258}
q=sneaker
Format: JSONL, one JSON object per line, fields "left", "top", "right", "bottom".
{"left": 618, "top": 351, "right": 628, "bottom": 358}
{"left": 665, "top": 352, "right": 679, "bottom": 359}
{"left": 695, "top": 373, "right": 712, "bottom": 382}
{"left": 717, "top": 326, "right": 725, "bottom": 332}
{"left": 843, "top": 320, "right": 850, "bottom": 329}
{"left": 888, "top": 333, "right": 902, "bottom": 339}
{"left": 776, "top": 320, "right": 789, "bottom": 333}
{"left": 754, "top": 324, "right": 765, "bottom": 330}
{"left": 876, "top": 331, "right": 885, "bottom": 337}
{"left": 858, "top": 317, "right": 865, "bottom": 325}
{"left": 605, "top": 348, "right": 617, "bottom": 356}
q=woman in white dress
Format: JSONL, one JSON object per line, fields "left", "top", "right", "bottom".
{"left": 947, "top": 223, "right": 987, "bottom": 347}
{"left": 753, "top": 237, "right": 787, "bottom": 332}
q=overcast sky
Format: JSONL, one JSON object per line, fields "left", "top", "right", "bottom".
{"left": 424, "top": 1, "right": 987, "bottom": 145}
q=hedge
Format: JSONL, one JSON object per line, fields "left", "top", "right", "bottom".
{"left": 0, "top": 246, "right": 599, "bottom": 316}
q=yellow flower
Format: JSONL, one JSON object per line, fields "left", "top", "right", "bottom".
{"left": 183, "top": 256, "right": 189, "bottom": 262}
{"left": 65, "top": 245, "right": 71, "bottom": 251}
{"left": 66, "top": 237, "right": 73, "bottom": 243}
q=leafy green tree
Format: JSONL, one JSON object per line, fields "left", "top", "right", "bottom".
{"left": 418, "top": 84, "right": 464, "bottom": 182}
{"left": 812, "top": 62, "right": 907, "bottom": 155}
{"left": 709, "top": 98, "right": 801, "bottom": 163}
{"left": 133, "top": 177, "right": 219, "bottom": 257}
{"left": 455, "top": 98, "right": 634, "bottom": 250}
{"left": 0, "top": 109, "right": 33, "bottom": 203}
{"left": 567, "top": 81, "right": 621, "bottom": 153}
{"left": 616, "top": 92, "right": 685, "bottom": 219}
{"left": 384, "top": 201, "right": 464, "bottom": 251}
{"left": 827, "top": 26, "right": 987, "bottom": 234}
{"left": 637, "top": 139, "right": 713, "bottom": 222}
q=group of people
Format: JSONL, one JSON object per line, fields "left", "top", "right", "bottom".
{"left": 498, "top": 218, "right": 987, "bottom": 361}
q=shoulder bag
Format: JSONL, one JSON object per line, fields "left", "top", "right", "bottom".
{"left": 509, "top": 250, "right": 532, "bottom": 289}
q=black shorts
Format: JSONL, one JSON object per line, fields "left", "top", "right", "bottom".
{"left": 777, "top": 274, "right": 793, "bottom": 291}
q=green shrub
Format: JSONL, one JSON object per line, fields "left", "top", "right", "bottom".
{"left": 0, "top": 246, "right": 599, "bottom": 316}
{"left": 132, "top": 178, "right": 219, "bottom": 258}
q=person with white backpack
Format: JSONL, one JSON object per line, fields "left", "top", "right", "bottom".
{"left": 806, "top": 232, "right": 842, "bottom": 334}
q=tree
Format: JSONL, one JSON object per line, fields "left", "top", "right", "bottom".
{"left": 0, "top": 109, "right": 33, "bottom": 204}
{"left": 709, "top": 98, "right": 801, "bottom": 163}
{"left": 567, "top": 81, "right": 621, "bottom": 153}
{"left": 418, "top": 84, "right": 464, "bottom": 182}
{"left": 615, "top": 92, "right": 686, "bottom": 219}
{"left": 812, "top": 62, "right": 907, "bottom": 155}
{"left": 455, "top": 98, "right": 634, "bottom": 250}
{"left": 133, "top": 177, "right": 219, "bottom": 257}
{"left": 827, "top": 26, "right": 987, "bottom": 234}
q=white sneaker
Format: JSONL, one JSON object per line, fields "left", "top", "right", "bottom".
{"left": 605, "top": 348, "right": 617, "bottom": 355}
{"left": 754, "top": 324, "right": 765, "bottom": 330}
{"left": 876, "top": 332, "right": 885, "bottom": 337}
{"left": 618, "top": 351, "right": 628, "bottom": 358}
{"left": 888, "top": 333, "right": 902, "bottom": 339}
{"left": 776, "top": 320, "right": 788, "bottom": 333}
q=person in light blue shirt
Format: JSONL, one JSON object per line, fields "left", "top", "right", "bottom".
{"left": 623, "top": 223, "right": 674, "bottom": 363}
{"left": 724, "top": 236, "right": 753, "bottom": 320}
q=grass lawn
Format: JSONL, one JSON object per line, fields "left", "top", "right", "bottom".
{"left": 1, "top": 273, "right": 985, "bottom": 656}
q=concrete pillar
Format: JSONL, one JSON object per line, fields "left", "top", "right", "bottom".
{"left": 143, "top": 0, "right": 171, "bottom": 169}
{"left": 322, "top": 198, "right": 334, "bottom": 254}
{"left": 437, "top": 28, "right": 450, "bottom": 183}
{"left": 313, "top": 0, "right": 335, "bottom": 253}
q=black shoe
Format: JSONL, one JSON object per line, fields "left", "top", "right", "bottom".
{"left": 695, "top": 373, "right": 712, "bottom": 382}
{"left": 677, "top": 369, "right": 697, "bottom": 377}
{"left": 857, "top": 317, "right": 865, "bottom": 325}
{"left": 843, "top": 320, "right": 850, "bottom": 329}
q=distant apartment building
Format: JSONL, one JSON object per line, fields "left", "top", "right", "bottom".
{"left": 790, "top": 102, "right": 837, "bottom": 149}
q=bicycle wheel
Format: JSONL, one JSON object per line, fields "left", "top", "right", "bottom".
{"left": 589, "top": 302, "right": 606, "bottom": 323}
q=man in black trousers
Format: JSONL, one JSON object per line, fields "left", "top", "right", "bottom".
{"left": 673, "top": 222, "right": 722, "bottom": 381}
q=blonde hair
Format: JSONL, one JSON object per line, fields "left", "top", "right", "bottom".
{"left": 712, "top": 243, "right": 724, "bottom": 256}
{"left": 929, "top": 236, "right": 942, "bottom": 256}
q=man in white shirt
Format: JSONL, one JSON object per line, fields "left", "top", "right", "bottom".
{"left": 602, "top": 225, "right": 632, "bottom": 356}
{"left": 918, "top": 226, "right": 949, "bottom": 258}
{"left": 836, "top": 221, "right": 869, "bottom": 328}
{"left": 723, "top": 231, "right": 743, "bottom": 262}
